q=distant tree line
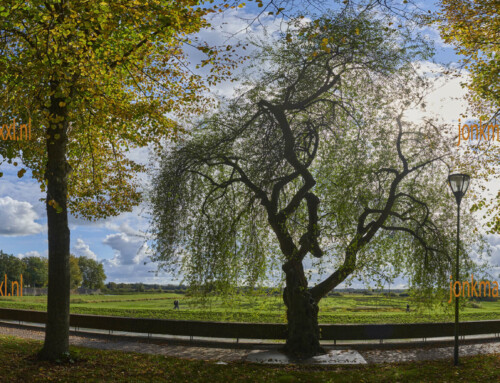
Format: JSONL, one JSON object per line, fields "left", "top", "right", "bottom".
{"left": 103, "top": 282, "right": 188, "bottom": 294}
{"left": 0, "top": 250, "right": 106, "bottom": 292}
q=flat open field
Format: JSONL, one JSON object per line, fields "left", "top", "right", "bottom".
{"left": 1, "top": 293, "right": 499, "bottom": 324}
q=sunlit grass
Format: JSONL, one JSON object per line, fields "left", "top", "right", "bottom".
{"left": 1, "top": 293, "right": 499, "bottom": 324}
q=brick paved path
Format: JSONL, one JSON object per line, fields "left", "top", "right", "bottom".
{"left": 1, "top": 322, "right": 499, "bottom": 364}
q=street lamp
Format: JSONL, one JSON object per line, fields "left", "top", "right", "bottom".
{"left": 448, "top": 173, "right": 470, "bottom": 366}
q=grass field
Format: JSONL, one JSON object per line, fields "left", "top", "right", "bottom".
{"left": 1, "top": 292, "right": 500, "bottom": 324}
{"left": 1, "top": 335, "right": 499, "bottom": 382}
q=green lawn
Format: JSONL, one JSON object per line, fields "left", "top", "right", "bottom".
{"left": 1, "top": 292, "right": 500, "bottom": 324}
{"left": 0, "top": 335, "right": 499, "bottom": 382}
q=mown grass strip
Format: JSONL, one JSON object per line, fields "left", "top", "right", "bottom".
{"left": 1, "top": 293, "right": 499, "bottom": 324}
{"left": 0, "top": 335, "right": 499, "bottom": 382}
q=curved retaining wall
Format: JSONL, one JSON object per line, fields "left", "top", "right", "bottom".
{"left": 1, "top": 308, "right": 499, "bottom": 341}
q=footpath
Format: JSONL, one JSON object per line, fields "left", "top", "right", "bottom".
{"left": 1, "top": 321, "right": 499, "bottom": 365}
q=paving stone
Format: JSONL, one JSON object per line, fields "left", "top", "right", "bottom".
{"left": 1, "top": 322, "right": 499, "bottom": 365}
{"left": 246, "top": 349, "right": 367, "bottom": 365}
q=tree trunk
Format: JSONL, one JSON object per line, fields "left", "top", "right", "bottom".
{"left": 282, "top": 261, "right": 325, "bottom": 359}
{"left": 39, "top": 94, "right": 71, "bottom": 360}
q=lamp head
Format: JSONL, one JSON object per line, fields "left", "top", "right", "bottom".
{"left": 448, "top": 173, "right": 470, "bottom": 205}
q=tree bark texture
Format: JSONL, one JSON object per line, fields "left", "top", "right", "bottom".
{"left": 39, "top": 94, "right": 71, "bottom": 360}
{"left": 282, "top": 261, "right": 325, "bottom": 358}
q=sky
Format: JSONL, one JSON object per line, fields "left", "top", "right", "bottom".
{"left": 0, "top": 0, "right": 498, "bottom": 288}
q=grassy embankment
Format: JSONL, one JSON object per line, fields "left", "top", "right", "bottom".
{"left": 1, "top": 293, "right": 499, "bottom": 324}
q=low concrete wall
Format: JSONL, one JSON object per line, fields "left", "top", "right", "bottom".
{"left": 73, "top": 288, "right": 101, "bottom": 295}
{"left": 320, "top": 321, "right": 500, "bottom": 340}
{"left": 22, "top": 288, "right": 48, "bottom": 296}
{"left": 0, "top": 308, "right": 499, "bottom": 341}
{"left": 22, "top": 288, "right": 101, "bottom": 296}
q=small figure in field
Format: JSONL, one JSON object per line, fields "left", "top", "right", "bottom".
{"left": 406, "top": 303, "right": 410, "bottom": 312}
{"left": 174, "top": 300, "right": 179, "bottom": 309}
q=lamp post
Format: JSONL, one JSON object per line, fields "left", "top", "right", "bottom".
{"left": 448, "top": 173, "right": 470, "bottom": 366}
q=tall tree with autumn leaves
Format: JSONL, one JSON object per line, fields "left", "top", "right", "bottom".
{"left": 0, "top": 0, "right": 240, "bottom": 360}
{"left": 435, "top": 0, "right": 499, "bottom": 234}
{"left": 437, "top": 0, "right": 499, "bottom": 107}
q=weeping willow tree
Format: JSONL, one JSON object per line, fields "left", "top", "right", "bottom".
{"left": 149, "top": 10, "right": 483, "bottom": 358}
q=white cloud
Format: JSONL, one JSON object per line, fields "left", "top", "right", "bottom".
{"left": 16, "top": 250, "right": 44, "bottom": 259}
{"left": 0, "top": 164, "right": 45, "bottom": 217}
{"left": 100, "top": 230, "right": 171, "bottom": 283}
{"left": 97, "top": 225, "right": 180, "bottom": 284}
{"left": 72, "top": 238, "right": 98, "bottom": 261}
{"left": 184, "top": 7, "right": 284, "bottom": 100}
{"left": 117, "top": 221, "right": 145, "bottom": 238}
{"left": 415, "top": 24, "right": 455, "bottom": 49}
{"left": 403, "top": 61, "right": 470, "bottom": 125}
{"left": 102, "top": 232, "right": 148, "bottom": 266}
{"left": 488, "top": 235, "right": 500, "bottom": 268}
{"left": 0, "top": 197, "right": 44, "bottom": 236}
{"left": 101, "top": 261, "right": 175, "bottom": 284}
